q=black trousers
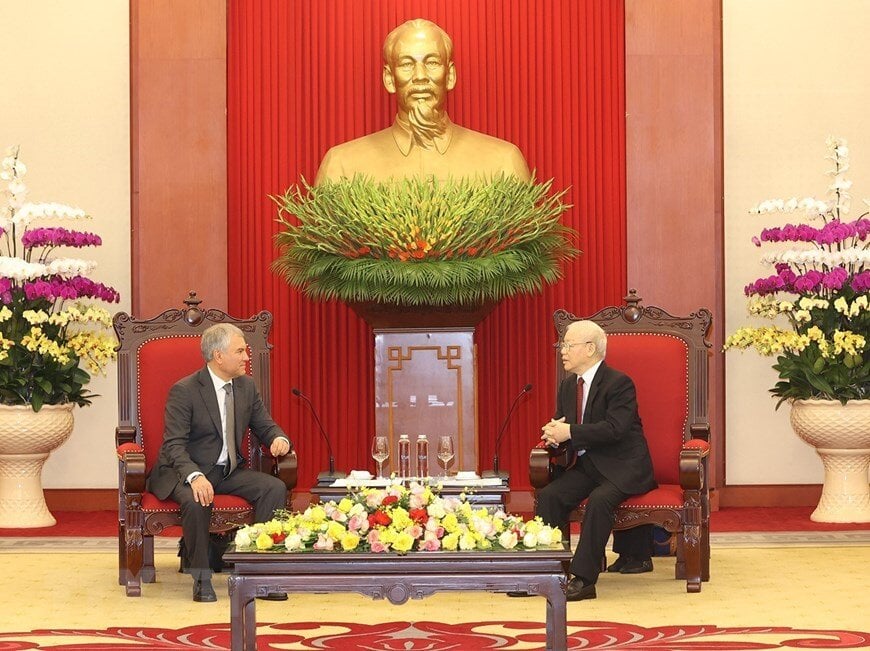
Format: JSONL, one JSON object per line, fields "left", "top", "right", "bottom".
{"left": 535, "top": 454, "right": 631, "bottom": 584}
{"left": 612, "top": 524, "right": 655, "bottom": 559}
{"left": 170, "top": 465, "right": 287, "bottom": 579}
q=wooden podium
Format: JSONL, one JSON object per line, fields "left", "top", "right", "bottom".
{"left": 350, "top": 301, "right": 496, "bottom": 477}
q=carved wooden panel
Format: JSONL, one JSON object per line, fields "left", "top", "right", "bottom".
{"left": 374, "top": 328, "right": 478, "bottom": 475}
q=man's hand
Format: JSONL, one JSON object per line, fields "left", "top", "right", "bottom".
{"left": 190, "top": 475, "right": 214, "bottom": 506}
{"left": 541, "top": 417, "right": 570, "bottom": 447}
{"left": 270, "top": 438, "right": 291, "bottom": 457}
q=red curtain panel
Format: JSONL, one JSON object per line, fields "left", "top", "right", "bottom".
{"left": 227, "top": 0, "right": 626, "bottom": 490}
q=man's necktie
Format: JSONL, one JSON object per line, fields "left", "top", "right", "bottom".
{"left": 224, "top": 383, "right": 237, "bottom": 475}
{"left": 576, "top": 377, "right": 585, "bottom": 424}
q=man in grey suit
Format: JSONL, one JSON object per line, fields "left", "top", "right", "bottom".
{"left": 536, "top": 319, "right": 657, "bottom": 601}
{"left": 147, "top": 323, "right": 292, "bottom": 602}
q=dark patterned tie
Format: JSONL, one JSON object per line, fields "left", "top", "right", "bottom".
{"left": 224, "top": 383, "right": 237, "bottom": 475}
{"left": 576, "top": 377, "right": 585, "bottom": 424}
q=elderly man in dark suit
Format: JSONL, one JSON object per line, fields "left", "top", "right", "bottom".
{"left": 536, "top": 319, "right": 657, "bottom": 601}
{"left": 147, "top": 323, "right": 291, "bottom": 602}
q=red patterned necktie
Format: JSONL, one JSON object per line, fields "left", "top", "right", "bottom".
{"left": 576, "top": 377, "right": 585, "bottom": 424}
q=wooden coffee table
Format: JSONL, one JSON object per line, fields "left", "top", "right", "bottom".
{"left": 225, "top": 544, "right": 572, "bottom": 650}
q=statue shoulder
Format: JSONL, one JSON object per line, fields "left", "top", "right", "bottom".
{"left": 450, "top": 125, "right": 531, "bottom": 181}
{"left": 314, "top": 128, "right": 396, "bottom": 184}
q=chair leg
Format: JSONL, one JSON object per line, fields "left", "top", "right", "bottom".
{"left": 141, "top": 535, "right": 156, "bottom": 583}
{"left": 123, "top": 510, "right": 144, "bottom": 597}
{"left": 701, "top": 521, "right": 711, "bottom": 582}
{"left": 117, "top": 523, "right": 126, "bottom": 586}
{"left": 674, "top": 535, "right": 686, "bottom": 580}
{"left": 682, "top": 507, "right": 703, "bottom": 593}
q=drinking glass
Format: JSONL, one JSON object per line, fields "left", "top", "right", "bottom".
{"left": 371, "top": 435, "right": 389, "bottom": 479}
{"left": 436, "top": 435, "right": 455, "bottom": 478}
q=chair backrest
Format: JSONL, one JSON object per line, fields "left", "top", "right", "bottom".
{"left": 113, "top": 292, "right": 274, "bottom": 474}
{"left": 554, "top": 290, "right": 712, "bottom": 485}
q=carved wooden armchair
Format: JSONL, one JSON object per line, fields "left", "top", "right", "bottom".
{"left": 529, "top": 290, "right": 712, "bottom": 592}
{"left": 114, "top": 292, "right": 298, "bottom": 596}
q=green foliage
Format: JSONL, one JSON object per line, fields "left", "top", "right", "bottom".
{"left": 0, "top": 296, "right": 96, "bottom": 411}
{"left": 770, "top": 335, "right": 870, "bottom": 407}
{"left": 272, "top": 175, "right": 577, "bottom": 306}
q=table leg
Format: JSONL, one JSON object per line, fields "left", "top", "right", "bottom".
{"left": 229, "top": 576, "right": 257, "bottom": 651}
{"left": 544, "top": 577, "right": 567, "bottom": 651}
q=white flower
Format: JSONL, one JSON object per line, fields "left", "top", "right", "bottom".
{"left": 11, "top": 202, "right": 88, "bottom": 227}
{"left": 498, "top": 530, "right": 518, "bottom": 549}
{"left": 234, "top": 529, "right": 252, "bottom": 548}
{"left": 522, "top": 532, "right": 538, "bottom": 548}
{"left": 284, "top": 533, "right": 304, "bottom": 550}
{"left": 46, "top": 257, "right": 97, "bottom": 278}
{"left": 0, "top": 256, "right": 47, "bottom": 281}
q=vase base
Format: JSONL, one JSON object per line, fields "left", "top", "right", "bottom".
{"left": 0, "top": 455, "right": 58, "bottom": 528}
{"left": 0, "top": 498, "right": 57, "bottom": 528}
{"left": 810, "top": 507, "right": 870, "bottom": 524}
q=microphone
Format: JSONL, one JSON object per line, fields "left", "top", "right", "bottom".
{"left": 483, "top": 383, "right": 533, "bottom": 480}
{"left": 292, "top": 388, "right": 346, "bottom": 482}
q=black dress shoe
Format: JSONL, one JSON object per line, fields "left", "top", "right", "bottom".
{"left": 606, "top": 555, "right": 631, "bottom": 572}
{"left": 565, "top": 577, "right": 596, "bottom": 602}
{"left": 506, "top": 591, "right": 534, "bottom": 598}
{"left": 192, "top": 578, "right": 217, "bottom": 602}
{"left": 257, "top": 592, "right": 289, "bottom": 601}
{"left": 620, "top": 558, "right": 653, "bottom": 574}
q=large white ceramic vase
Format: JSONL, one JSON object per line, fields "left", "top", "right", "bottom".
{"left": 0, "top": 403, "right": 75, "bottom": 528}
{"left": 789, "top": 398, "right": 870, "bottom": 523}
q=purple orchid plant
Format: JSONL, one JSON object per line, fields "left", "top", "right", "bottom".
{"left": 725, "top": 137, "right": 870, "bottom": 405}
{"left": 0, "top": 146, "right": 120, "bottom": 411}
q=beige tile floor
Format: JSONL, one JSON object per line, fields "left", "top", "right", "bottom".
{"left": 0, "top": 541, "right": 868, "bottom": 648}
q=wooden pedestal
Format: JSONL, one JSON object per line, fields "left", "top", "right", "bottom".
{"left": 350, "top": 301, "right": 496, "bottom": 477}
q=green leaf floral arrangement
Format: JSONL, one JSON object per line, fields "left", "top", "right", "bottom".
{"left": 724, "top": 137, "right": 870, "bottom": 405}
{"left": 272, "top": 175, "right": 576, "bottom": 306}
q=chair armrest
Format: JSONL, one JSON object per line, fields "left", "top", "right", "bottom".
{"left": 116, "top": 425, "right": 137, "bottom": 447}
{"left": 117, "top": 443, "right": 146, "bottom": 494}
{"left": 529, "top": 442, "right": 552, "bottom": 489}
{"left": 678, "top": 444, "right": 709, "bottom": 491}
{"left": 689, "top": 423, "right": 710, "bottom": 442}
{"left": 271, "top": 449, "right": 298, "bottom": 492}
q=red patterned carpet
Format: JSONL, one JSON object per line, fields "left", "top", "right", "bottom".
{"left": 0, "top": 620, "right": 868, "bottom": 649}
{"left": 2, "top": 509, "right": 869, "bottom": 650}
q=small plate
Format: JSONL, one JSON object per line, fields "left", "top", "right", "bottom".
{"left": 348, "top": 470, "right": 373, "bottom": 480}
{"left": 454, "top": 471, "right": 480, "bottom": 480}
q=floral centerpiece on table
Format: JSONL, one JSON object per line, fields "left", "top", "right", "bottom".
{"left": 271, "top": 175, "right": 577, "bottom": 306}
{"left": 724, "top": 137, "right": 870, "bottom": 406}
{"left": 234, "top": 481, "right": 560, "bottom": 553}
{"left": 0, "top": 146, "right": 120, "bottom": 411}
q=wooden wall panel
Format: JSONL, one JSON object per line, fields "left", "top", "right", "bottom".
{"left": 130, "top": 0, "right": 228, "bottom": 317}
{"left": 624, "top": 0, "right": 725, "bottom": 491}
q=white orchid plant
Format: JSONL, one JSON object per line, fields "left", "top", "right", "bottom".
{"left": 725, "top": 137, "right": 870, "bottom": 405}
{"left": 0, "top": 146, "right": 120, "bottom": 411}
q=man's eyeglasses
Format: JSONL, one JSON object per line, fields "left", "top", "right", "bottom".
{"left": 553, "top": 341, "right": 593, "bottom": 351}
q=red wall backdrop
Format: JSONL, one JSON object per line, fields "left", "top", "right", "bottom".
{"left": 227, "top": 0, "right": 626, "bottom": 490}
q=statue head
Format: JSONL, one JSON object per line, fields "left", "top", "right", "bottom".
{"left": 382, "top": 19, "right": 457, "bottom": 144}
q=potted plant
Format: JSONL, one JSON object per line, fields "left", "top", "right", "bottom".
{"left": 271, "top": 175, "right": 577, "bottom": 318}
{"left": 724, "top": 137, "right": 870, "bottom": 522}
{"left": 0, "top": 146, "right": 120, "bottom": 527}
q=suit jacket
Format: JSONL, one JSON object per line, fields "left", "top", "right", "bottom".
{"left": 556, "top": 362, "right": 657, "bottom": 496}
{"left": 147, "top": 367, "right": 288, "bottom": 500}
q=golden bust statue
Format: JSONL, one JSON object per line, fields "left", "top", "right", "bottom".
{"left": 314, "top": 19, "right": 531, "bottom": 184}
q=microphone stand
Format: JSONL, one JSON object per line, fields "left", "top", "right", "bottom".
{"left": 292, "top": 388, "right": 346, "bottom": 482}
{"left": 482, "top": 383, "right": 533, "bottom": 481}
